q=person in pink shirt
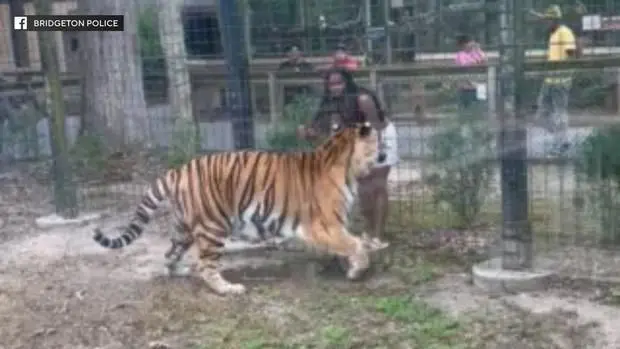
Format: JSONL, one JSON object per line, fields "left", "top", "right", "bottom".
{"left": 454, "top": 35, "right": 487, "bottom": 110}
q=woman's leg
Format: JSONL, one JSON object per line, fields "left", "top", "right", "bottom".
{"left": 319, "top": 166, "right": 391, "bottom": 275}
{"left": 357, "top": 166, "right": 391, "bottom": 239}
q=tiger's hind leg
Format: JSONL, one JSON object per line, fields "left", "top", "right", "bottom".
{"left": 164, "top": 221, "right": 194, "bottom": 276}
{"left": 192, "top": 228, "right": 246, "bottom": 295}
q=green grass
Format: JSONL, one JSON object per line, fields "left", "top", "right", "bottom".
{"left": 140, "top": 254, "right": 468, "bottom": 349}
{"left": 135, "top": 196, "right": 589, "bottom": 349}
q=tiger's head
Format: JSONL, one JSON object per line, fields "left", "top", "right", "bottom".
{"left": 323, "top": 122, "right": 380, "bottom": 178}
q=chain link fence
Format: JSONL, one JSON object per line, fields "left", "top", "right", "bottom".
{"left": 0, "top": 0, "right": 618, "bottom": 272}
{"left": 1, "top": 0, "right": 620, "bottom": 347}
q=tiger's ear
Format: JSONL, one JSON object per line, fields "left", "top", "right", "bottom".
{"left": 358, "top": 122, "right": 372, "bottom": 138}
{"left": 331, "top": 123, "right": 341, "bottom": 132}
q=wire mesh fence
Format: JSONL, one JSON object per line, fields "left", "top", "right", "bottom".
{"left": 2, "top": 0, "right": 620, "bottom": 348}
{"left": 0, "top": 0, "right": 618, "bottom": 277}
{"left": 173, "top": 0, "right": 620, "bottom": 61}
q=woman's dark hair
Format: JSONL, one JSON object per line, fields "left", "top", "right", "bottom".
{"left": 312, "top": 67, "right": 384, "bottom": 131}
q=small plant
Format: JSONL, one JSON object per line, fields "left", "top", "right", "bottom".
{"left": 574, "top": 126, "right": 620, "bottom": 244}
{"left": 427, "top": 104, "right": 494, "bottom": 229}
{"left": 372, "top": 296, "right": 462, "bottom": 347}
{"left": 138, "top": 5, "right": 167, "bottom": 100}
{"left": 70, "top": 134, "right": 107, "bottom": 175}
{"left": 166, "top": 119, "right": 199, "bottom": 168}
{"left": 265, "top": 95, "right": 317, "bottom": 151}
{"left": 319, "top": 325, "right": 351, "bottom": 348}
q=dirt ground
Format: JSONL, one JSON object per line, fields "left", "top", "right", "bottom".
{"left": 2, "top": 168, "right": 620, "bottom": 349}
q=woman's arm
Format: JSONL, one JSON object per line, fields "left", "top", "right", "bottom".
{"left": 357, "top": 94, "right": 387, "bottom": 161}
{"left": 298, "top": 107, "right": 328, "bottom": 141}
{"left": 357, "top": 94, "right": 386, "bottom": 131}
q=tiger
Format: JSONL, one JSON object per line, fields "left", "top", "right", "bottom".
{"left": 92, "top": 122, "right": 389, "bottom": 295}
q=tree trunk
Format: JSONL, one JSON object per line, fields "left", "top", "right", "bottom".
{"left": 9, "top": 0, "right": 30, "bottom": 71}
{"left": 78, "top": 0, "right": 150, "bottom": 150}
{"left": 33, "top": 0, "right": 78, "bottom": 218}
{"left": 158, "top": 0, "right": 193, "bottom": 123}
{"left": 158, "top": 0, "right": 198, "bottom": 158}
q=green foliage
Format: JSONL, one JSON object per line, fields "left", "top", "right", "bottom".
{"left": 371, "top": 296, "right": 462, "bottom": 348}
{"left": 2, "top": 103, "right": 43, "bottom": 159}
{"left": 166, "top": 119, "right": 199, "bottom": 168}
{"left": 575, "top": 127, "right": 620, "bottom": 184}
{"left": 138, "top": 6, "right": 162, "bottom": 60}
{"left": 69, "top": 134, "right": 108, "bottom": 181}
{"left": 427, "top": 105, "right": 494, "bottom": 229}
{"left": 574, "top": 126, "right": 620, "bottom": 244}
{"left": 264, "top": 95, "right": 316, "bottom": 151}
{"left": 137, "top": 6, "right": 167, "bottom": 101}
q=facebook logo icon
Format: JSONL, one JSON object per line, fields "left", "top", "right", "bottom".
{"left": 13, "top": 16, "right": 27, "bottom": 30}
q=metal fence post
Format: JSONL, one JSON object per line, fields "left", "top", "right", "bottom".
{"left": 383, "top": 0, "right": 392, "bottom": 64}
{"left": 217, "top": 0, "right": 255, "bottom": 149}
{"left": 498, "top": 0, "right": 531, "bottom": 269}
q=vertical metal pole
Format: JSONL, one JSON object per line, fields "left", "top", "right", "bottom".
{"left": 383, "top": 0, "right": 392, "bottom": 64}
{"left": 365, "top": 0, "right": 373, "bottom": 57}
{"left": 498, "top": 0, "right": 531, "bottom": 269}
{"left": 242, "top": 0, "right": 252, "bottom": 59}
{"left": 218, "top": 0, "right": 255, "bottom": 149}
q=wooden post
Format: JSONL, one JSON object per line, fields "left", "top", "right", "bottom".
{"left": 370, "top": 68, "right": 386, "bottom": 107}
{"left": 487, "top": 65, "right": 497, "bottom": 123}
{"left": 616, "top": 67, "right": 620, "bottom": 116}
{"left": 409, "top": 78, "right": 426, "bottom": 121}
{"left": 34, "top": 0, "right": 77, "bottom": 218}
{"left": 369, "top": 68, "right": 378, "bottom": 90}
{"left": 268, "top": 72, "right": 278, "bottom": 122}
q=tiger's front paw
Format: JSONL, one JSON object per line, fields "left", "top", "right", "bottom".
{"left": 346, "top": 265, "right": 368, "bottom": 280}
{"left": 346, "top": 253, "right": 370, "bottom": 281}
{"left": 216, "top": 282, "right": 246, "bottom": 295}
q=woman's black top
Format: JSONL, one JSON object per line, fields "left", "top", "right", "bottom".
{"left": 312, "top": 87, "right": 386, "bottom": 135}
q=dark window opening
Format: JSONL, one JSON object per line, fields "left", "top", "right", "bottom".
{"left": 183, "top": 9, "right": 222, "bottom": 58}
{"left": 70, "top": 37, "right": 79, "bottom": 52}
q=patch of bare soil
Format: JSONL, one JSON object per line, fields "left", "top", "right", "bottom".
{"left": 0, "top": 218, "right": 618, "bottom": 349}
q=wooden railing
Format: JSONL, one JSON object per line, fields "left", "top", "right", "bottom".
{"left": 1, "top": 56, "right": 619, "bottom": 123}
{"left": 189, "top": 56, "right": 620, "bottom": 122}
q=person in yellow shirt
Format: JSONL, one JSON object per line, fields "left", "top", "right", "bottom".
{"left": 533, "top": 5, "right": 578, "bottom": 155}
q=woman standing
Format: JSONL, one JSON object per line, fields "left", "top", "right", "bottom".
{"left": 297, "top": 67, "right": 399, "bottom": 243}
{"left": 454, "top": 35, "right": 487, "bottom": 110}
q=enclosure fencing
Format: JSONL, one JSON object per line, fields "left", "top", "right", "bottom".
{"left": 1, "top": 0, "right": 620, "bottom": 284}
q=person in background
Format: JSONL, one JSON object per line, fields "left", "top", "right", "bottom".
{"left": 533, "top": 5, "right": 578, "bottom": 155}
{"left": 278, "top": 45, "right": 315, "bottom": 105}
{"left": 454, "top": 34, "right": 487, "bottom": 110}
{"left": 278, "top": 45, "right": 313, "bottom": 72}
{"left": 297, "top": 67, "right": 398, "bottom": 247}
{"left": 331, "top": 43, "right": 361, "bottom": 71}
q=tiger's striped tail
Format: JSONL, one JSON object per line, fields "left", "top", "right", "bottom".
{"left": 93, "top": 175, "right": 170, "bottom": 249}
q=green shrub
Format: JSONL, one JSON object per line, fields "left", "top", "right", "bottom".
{"left": 427, "top": 104, "right": 494, "bottom": 229}
{"left": 574, "top": 126, "right": 620, "bottom": 244}
{"left": 137, "top": 6, "right": 167, "bottom": 101}
{"left": 166, "top": 119, "right": 199, "bottom": 168}
{"left": 265, "top": 95, "right": 317, "bottom": 151}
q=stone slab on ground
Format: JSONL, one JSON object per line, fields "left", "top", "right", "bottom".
{"left": 34, "top": 212, "right": 103, "bottom": 229}
{"left": 472, "top": 257, "right": 555, "bottom": 293}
